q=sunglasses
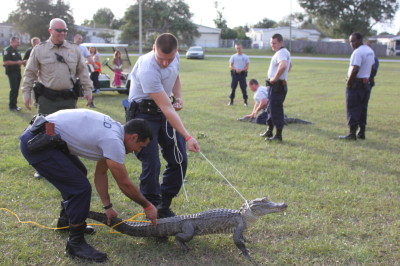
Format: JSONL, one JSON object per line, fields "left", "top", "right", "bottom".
{"left": 53, "top": 28, "right": 68, "bottom": 33}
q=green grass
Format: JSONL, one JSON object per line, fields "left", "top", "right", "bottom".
{"left": 0, "top": 56, "right": 399, "bottom": 265}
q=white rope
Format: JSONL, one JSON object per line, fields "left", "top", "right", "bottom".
{"left": 165, "top": 120, "right": 189, "bottom": 202}
{"left": 164, "top": 121, "right": 248, "bottom": 207}
{"left": 199, "top": 151, "right": 249, "bottom": 207}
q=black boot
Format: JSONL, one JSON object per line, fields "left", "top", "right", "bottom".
{"left": 260, "top": 125, "right": 274, "bottom": 138}
{"left": 267, "top": 128, "right": 282, "bottom": 142}
{"left": 57, "top": 201, "right": 95, "bottom": 235}
{"left": 157, "top": 194, "right": 176, "bottom": 218}
{"left": 66, "top": 223, "right": 107, "bottom": 262}
{"left": 244, "top": 99, "right": 248, "bottom": 107}
{"left": 339, "top": 125, "right": 357, "bottom": 140}
{"left": 357, "top": 125, "right": 366, "bottom": 139}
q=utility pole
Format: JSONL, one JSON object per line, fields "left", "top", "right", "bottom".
{"left": 289, "top": 0, "right": 292, "bottom": 51}
{"left": 138, "top": 0, "right": 143, "bottom": 54}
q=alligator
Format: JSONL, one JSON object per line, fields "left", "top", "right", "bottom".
{"left": 88, "top": 197, "right": 287, "bottom": 259}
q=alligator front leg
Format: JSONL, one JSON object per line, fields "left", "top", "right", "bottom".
{"left": 233, "top": 222, "right": 250, "bottom": 259}
{"left": 175, "top": 222, "right": 195, "bottom": 253}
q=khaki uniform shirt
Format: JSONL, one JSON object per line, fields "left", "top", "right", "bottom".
{"left": 22, "top": 39, "right": 93, "bottom": 100}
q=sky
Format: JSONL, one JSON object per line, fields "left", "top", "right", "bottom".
{"left": 1, "top": 0, "right": 399, "bottom": 35}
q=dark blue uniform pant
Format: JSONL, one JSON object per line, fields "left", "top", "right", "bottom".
{"left": 230, "top": 74, "right": 248, "bottom": 101}
{"left": 19, "top": 128, "right": 91, "bottom": 225}
{"left": 7, "top": 71, "right": 21, "bottom": 109}
{"left": 346, "top": 80, "right": 371, "bottom": 127}
{"left": 133, "top": 113, "right": 188, "bottom": 206}
{"left": 255, "top": 109, "right": 268, "bottom": 125}
{"left": 267, "top": 85, "right": 287, "bottom": 130}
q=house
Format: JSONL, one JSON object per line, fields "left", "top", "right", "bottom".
{"left": 192, "top": 24, "right": 221, "bottom": 48}
{"left": 75, "top": 25, "right": 122, "bottom": 43}
{"left": 0, "top": 23, "right": 30, "bottom": 46}
{"left": 247, "top": 26, "right": 321, "bottom": 49}
{"left": 369, "top": 34, "right": 400, "bottom": 56}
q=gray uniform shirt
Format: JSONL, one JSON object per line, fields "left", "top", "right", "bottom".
{"left": 254, "top": 85, "right": 269, "bottom": 103}
{"left": 229, "top": 53, "right": 250, "bottom": 70}
{"left": 46, "top": 109, "right": 125, "bottom": 164}
{"left": 128, "top": 51, "right": 180, "bottom": 103}
{"left": 268, "top": 48, "right": 291, "bottom": 80}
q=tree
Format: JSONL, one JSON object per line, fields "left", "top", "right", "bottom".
{"left": 98, "top": 32, "right": 115, "bottom": 43}
{"left": 213, "top": 1, "right": 236, "bottom": 39}
{"left": 8, "top": 0, "right": 75, "bottom": 41}
{"left": 93, "top": 8, "right": 115, "bottom": 28}
{"left": 253, "top": 18, "right": 277, "bottom": 29}
{"left": 233, "top": 26, "right": 250, "bottom": 40}
{"left": 213, "top": 1, "right": 227, "bottom": 29}
{"left": 299, "top": 0, "right": 400, "bottom": 38}
{"left": 120, "top": 0, "right": 199, "bottom": 47}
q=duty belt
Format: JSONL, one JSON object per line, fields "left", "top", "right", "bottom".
{"left": 137, "top": 97, "right": 176, "bottom": 115}
{"left": 266, "top": 79, "right": 287, "bottom": 86}
{"left": 138, "top": 99, "right": 162, "bottom": 114}
{"left": 355, "top": 78, "right": 369, "bottom": 84}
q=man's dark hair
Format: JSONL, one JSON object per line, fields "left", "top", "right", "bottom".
{"left": 155, "top": 33, "right": 178, "bottom": 54}
{"left": 124, "top": 118, "right": 153, "bottom": 142}
{"left": 249, "top": 79, "right": 259, "bottom": 85}
{"left": 10, "top": 37, "right": 20, "bottom": 42}
{"left": 351, "top": 32, "right": 363, "bottom": 42}
{"left": 272, "top": 33, "right": 283, "bottom": 42}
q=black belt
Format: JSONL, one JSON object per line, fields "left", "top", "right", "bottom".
{"left": 138, "top": 99, "right": 162, "bottom": 114}
{"left": 136, "top": 97, "right": 176, "bottom": 115}
{"left": 43, "top": 87, "right": 75, "bottom": 100}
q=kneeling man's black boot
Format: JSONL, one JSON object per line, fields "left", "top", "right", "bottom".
{"left": 66, "top": 223, "right": 107, "bottom": 262}
{"left": 57, "top": 201, "right": 95, "bottom": 235}
{"left": 157, "top": 193, "right": 176, "bottom": 218}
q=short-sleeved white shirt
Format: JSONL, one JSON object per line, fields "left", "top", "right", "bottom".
{"left": 46, "top": 109, "right": 126, "bottom": 164}
{"left": 348, "top": 44, "right": 375, "bottom": 78}
{"left": 267, "top": 48, "right": 291, "bottom": 80}
{"left": 229, "top": 53, "right": 250, "bottom": 70}
{"left": 254, "top": 85, "right": 269, "bottom": 103}
{"left": 79, "top": 45, "right": 90, "bottom": 58}
{"left": 128, "top": 51, "right": 180, "bottom": 103}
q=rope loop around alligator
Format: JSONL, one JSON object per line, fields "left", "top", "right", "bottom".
{"left": 0, "top": 208, "right": 150, "bottom": 233}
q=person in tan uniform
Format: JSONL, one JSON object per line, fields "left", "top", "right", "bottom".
{"left": 22, "top": 18, "right": 93, "bottom": 115}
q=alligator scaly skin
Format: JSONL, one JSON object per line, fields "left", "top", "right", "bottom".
{"left": 88, "top": 197, "right": 287, "bottom": 259}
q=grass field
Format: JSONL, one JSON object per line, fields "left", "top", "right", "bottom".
{"left": 0, "top": 55, "right": 399, "bottom": 265}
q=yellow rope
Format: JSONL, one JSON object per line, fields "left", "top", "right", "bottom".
{"left": 0, "top": 208, "right": 151, "bottom": 234}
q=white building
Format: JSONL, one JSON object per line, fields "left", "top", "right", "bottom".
{"left": 0, "top": 23, "right": 30, "bottom": 46}
{"left": 247, "top": 26, "right": 321, "bottom": 49}
{"left": 192, "top": 24, "right": 221, "bottom": 48}
{"left": 369, "top": 34, "right": 400, "bottom": 56}
{"left": 75, "top": 25, "right": 122, "bottom": 43}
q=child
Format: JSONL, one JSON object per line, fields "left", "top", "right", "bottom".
{"left": 113, "top": 50, "right": 123, "bottom": 87}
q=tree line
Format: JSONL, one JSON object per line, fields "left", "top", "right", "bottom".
{"left": 6, "top": 0, "right": 399, "bottom": 46}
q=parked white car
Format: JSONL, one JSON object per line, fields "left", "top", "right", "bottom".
{"left": 186, "top": 46, "right": 205, "bottom": 59}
